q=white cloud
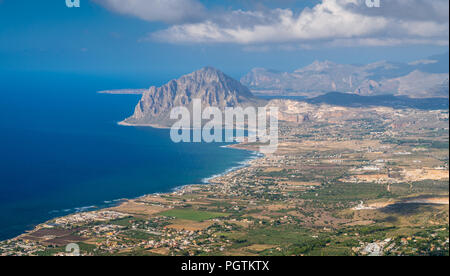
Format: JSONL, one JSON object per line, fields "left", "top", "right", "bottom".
{"left": 149, "top": 0, "right": 449, "bottom": 46}
{"left": 344, "top": 0, "right": 449, "bottom": 23}
{"left": 94, "top": 0, "right": 206, "bottom": 23}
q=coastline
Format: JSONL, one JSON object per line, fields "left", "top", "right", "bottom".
{"left": 6, "top": 131, "right": 265, "bottom": 242}
{"left": 97, "top": 89, "right": 146, "bottom": 95}
{"left": 118, "top": 121, "right": 170, "bottom": 129}
{"left": 201, "top": 148, "right": 262, "bottom": 184}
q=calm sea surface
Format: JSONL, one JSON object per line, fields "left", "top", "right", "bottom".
{"left": 0, "top": 72, "right": 254, "bottom": 240}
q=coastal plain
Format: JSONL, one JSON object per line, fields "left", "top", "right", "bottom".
{"left": 1, "top": 101, "right": 448, "bottom": 256}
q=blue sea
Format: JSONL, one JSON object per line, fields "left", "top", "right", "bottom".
{"left": 0, "top": 72, "right": 255, "bottom": 240}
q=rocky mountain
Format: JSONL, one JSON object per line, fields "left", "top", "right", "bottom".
{"left": 240, "top": 61, "right": 394, "bottom": 97}
{"left": 121, "top": 67, "right": 266, "bottom": 127}
{"left": 355, "top": 70, "right": 449, "bottom": 98}
{"left": 241, "top": 53, "right": 449, "bottom": 98}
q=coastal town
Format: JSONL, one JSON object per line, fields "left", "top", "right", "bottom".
{"left": 1, "top": 101, "right": 448, "bottom": 256}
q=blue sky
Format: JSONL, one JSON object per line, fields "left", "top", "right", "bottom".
{"left": 0, "top": 0, "right": 448, "bottom": 80}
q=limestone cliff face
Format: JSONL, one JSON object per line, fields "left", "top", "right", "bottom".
{"left": 123, "top": 67, "right": 265, "bottom": 126}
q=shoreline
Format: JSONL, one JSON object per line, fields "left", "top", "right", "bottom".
{"left": 118, "top": 121, "right": 170, "bottom": 129}
{"left": 97, "top": 89, "right": 146, "bottom": 95}
{"left": 201, "top": 149, "right": 262, "bottom": 184}
{"left": 5, "top": 132, "right": 265, "bottom": 242}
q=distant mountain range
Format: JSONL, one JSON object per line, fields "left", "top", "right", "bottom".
{"left": 121, "top": 67, "right": 265, "bottom": 127}
{"left": 241, "top": 53, "right": 449, "bottom": 98}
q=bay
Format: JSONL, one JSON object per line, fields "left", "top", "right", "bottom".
{"left": 0, "top": 72, "right": 254, "bottom": 240}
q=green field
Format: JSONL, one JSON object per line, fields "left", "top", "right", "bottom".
{"left": 159, "top": 209, "right": 230, "bottom": 221}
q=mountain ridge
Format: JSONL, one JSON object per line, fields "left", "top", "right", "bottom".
{"left": 241, "top": 53, "right": 449, "bottom": 98}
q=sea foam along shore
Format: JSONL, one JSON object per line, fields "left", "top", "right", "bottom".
{"left": 47, "top": 147, "right": 257, "bottom": 216}
{"left": 121, "top": 147, "right": 263, "bottom": 202}
{"left": 201, "top": 149, "right": 263, "bottom": 184}
{"left": 6, "top": 139, "right": 265, "bottom": 242}
{"left": 47, "top": 199, "right": 126, "bottom": 216}
{"left": 147, "top": 142, "right": 265, "bottom": 196}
